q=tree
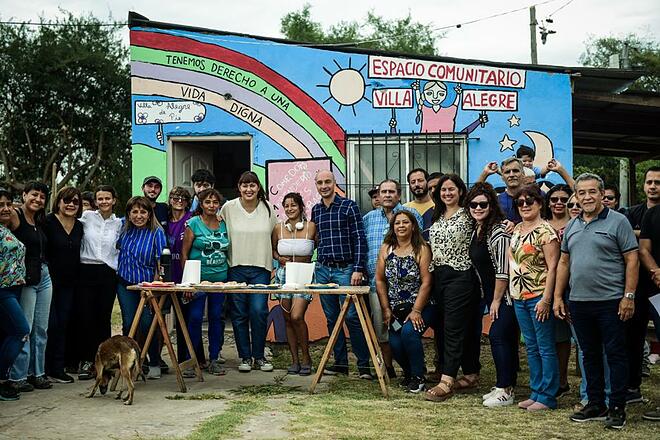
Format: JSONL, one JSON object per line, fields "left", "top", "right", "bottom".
{"left": 0, "top": 12, "right": 131, "bottom": 200}
{"left": 280, "top": 4, "right": 441, "bottom": 56}
{"left": 579, "top": 33, "right": 660, "bottom": 92}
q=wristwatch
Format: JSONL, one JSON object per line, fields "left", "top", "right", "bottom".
{"left": 624, "top": 292, "right": 635, "bottom": 300}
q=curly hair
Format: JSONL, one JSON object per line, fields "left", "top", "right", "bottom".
{"left": 465, "top": 182, "right": 504, "bottom": 242}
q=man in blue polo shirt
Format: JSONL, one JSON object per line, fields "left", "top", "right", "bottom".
{"left": 363, "top": 179, "right": 422, "bottom": 378}
{"left": 312, "top": 170, "right": 371, "bottom": 379}
{"left": 553, "top": 173, "right": 638, "bottom": 430}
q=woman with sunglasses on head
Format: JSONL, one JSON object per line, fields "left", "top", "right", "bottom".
{"left": 271, "top": 192, "right": 316, "bottom": 376}
{"left": 509, "top": 185, "right": 560, "bottom": 411}
{"left": 181, "top": 188, "right": 230, "bottom": 376}
{"left": 76, "top": 185, "right": 122, "bottom": 380}
{"left": 0, "top": 188, "right": 30, "bottom": 400}
{"left": 376, "top": 210, "right": 433, "bottom": 393}
{"left": 220, "top": 171, "right": 278, "bottom": 373}
{"left": 116, "top": 196, "right": 167, "bottom": 379}
{"left": 43, "top": 187, "right": 83, "bottom": 384}
{"left": 544, "top": 184, "right": 573, "bottom": 399}
{"left": 465, "top": 183, "right": 517, "bottom": 407}
{"left": 425, "top": 174, "right": 481, "bottom": 402}
{"left": 5, "top": 181, "right": 53, "bottom": 393}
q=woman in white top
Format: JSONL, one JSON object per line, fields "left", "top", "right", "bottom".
{"left": 220, "top": 171, "right": 278, "bottom": 373}
{"left": 76, "top": 185, "right": 122, "bottom": 380}
{"left": 271, "top": 192, "right": 316, "bottom": 375}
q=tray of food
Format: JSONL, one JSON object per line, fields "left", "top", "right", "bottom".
{"left": 304, "top": 283, "right": 339, "bottom": 289}
{"left": 139, "top": 281, "right": 176, "bottom": 288}
{"left": 194, "top": 281, "right": 248, "bottom": 289}
{"left": 248, "top": 284, "right": 282, "bottom": 290}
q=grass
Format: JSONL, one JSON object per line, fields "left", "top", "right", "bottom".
{"left": 186, "top": 398, "right": 266, "bottom": 440}
{"left": 165, "top": 393, "right": 227, "bottom": 401}
{"left": 188, "top": 338, "right": 660, "bottom": 440}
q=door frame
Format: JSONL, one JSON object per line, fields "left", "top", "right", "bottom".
{"left": 167, "top": 135, "right": 253, "bottom": 189}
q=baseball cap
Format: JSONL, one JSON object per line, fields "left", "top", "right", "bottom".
{"left": 368, "top": 185, "right": 380, "bottom": 197}
{"left": 142, "top": 176, "right": 163, "bottom": 187}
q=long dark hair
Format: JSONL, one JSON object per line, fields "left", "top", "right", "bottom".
{"left": 282, "top": 192, "right": 306, "bottom": 221}
{"left": 383, "top": 210, "right": 427, "bottom": 258}
{"left": 238, "top": 171, "right": 271, "bottom": 217}
{"left": 465, "top": 182, "right": 505, "bottom": 242}
{"left": 194, "top": 188, "right": 223, "bottom": 217}
{"left": 431, "top": 173, "right": 467, "bottom": 222}
{"left": 545, "top": 184, "right": 572, "bottom": 220}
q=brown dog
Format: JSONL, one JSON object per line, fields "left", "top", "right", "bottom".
{"left": 86, "top": 335, "right": 145, "bottom": 405}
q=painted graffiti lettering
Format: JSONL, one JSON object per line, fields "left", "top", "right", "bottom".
{"left": 180, "top": 86, "right": 207, "bottom": 101}
{"left": 229, "top": 102, "right": 263, "bottom": 126}
{"left": 369, "top": 55, "right": 526, "bottom": 89}
{"left": 462, "top": 90, "right": 518, "bottom": 111}
{"left": 270, "top": 92, "right": 290, "bottom": 111}
{"left": 210, "top": 62, "right": 258, "bottom": 88}
{"left": 372, "top": 88, "right": 413, "bottom": 108}
{"left": 165, "top": 54, "right": 206, "bottom": 70}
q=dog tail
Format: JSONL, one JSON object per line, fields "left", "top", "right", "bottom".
{"left": 133, "top": 346, "right": 146, "bottom": 383}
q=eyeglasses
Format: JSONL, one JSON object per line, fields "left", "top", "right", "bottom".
{"left": 170, "top": 196, "right": 188, "bottom": 203}
{"left": 603, "top": 195, "right": 616, "bottom": 201}
{"left": 468, "top": 201, "right": 489, "bottom": 209}
{"left": 567, "top": 203, "right": 581, "bottom": 209}
{"left": 514, "top": 197, "right": 536, "bottom": 207}
{"left": 549, "top": 196, "right": 569, "bottom": 203}
{"left": 62, "top": 197, "right": 80, "bottom": 206}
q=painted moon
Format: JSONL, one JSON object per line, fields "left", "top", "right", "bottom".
{"left": 524, "top": 130, "right": 554, "bottom": 169}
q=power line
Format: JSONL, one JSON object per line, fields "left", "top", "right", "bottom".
{"left": 548, "top": 0, "right": 576, "bottom": 17}
{"left": 0, "top": 21, "right": 126, "bottom": 27}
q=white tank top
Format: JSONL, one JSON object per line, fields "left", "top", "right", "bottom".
{"left": 277, "top": 223, "right": 314, "bottom": 257}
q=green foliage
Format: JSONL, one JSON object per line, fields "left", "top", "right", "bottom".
{"left": 280, "top": 4, "right": 440, "bottom": 56}
{"left": 0, "top": 11, "right": 130, "bottom": 201}
{"left": 579, "top": 33, "right": 660, "bottom": 92}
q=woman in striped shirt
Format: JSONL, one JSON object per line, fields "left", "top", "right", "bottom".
{"left": 116, "top": 196, "right": 166, "bottom": 379}
{"left": 466, "top": 182, "right": 516, "bottom": 407}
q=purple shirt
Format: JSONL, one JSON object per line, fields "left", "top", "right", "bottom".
{"left": 167, "top": 211, "right": 192, "bottom": 283}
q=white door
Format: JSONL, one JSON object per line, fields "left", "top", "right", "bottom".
{"left": 172, "top": 142, "right": 214, "bottom": 188}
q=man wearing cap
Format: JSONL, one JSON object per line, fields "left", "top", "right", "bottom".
{"left": 369, "top": 185, "right": 381, "bottom": 210}
{"left": 142, "top": 176, "right": 168, "bottom": 229}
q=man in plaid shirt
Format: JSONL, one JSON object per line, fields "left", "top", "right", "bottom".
{"left": 311, "top": 170, "right": 371, "bottom": 379}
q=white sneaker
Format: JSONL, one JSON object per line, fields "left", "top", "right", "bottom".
{"left": 482, "top": 387, "right": 498, "bottom": 401}
{"left": 238, "top": 359, "right": 252, "bottom": 372}
{"left": 483, "top": 387, "right": 514, "bottom": 408}
{"left": 147, "top": 366, "right": 161, "bottom": 380}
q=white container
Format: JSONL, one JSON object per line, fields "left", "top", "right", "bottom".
{"left": 181, "top": 260, "right": 201, "bottom": 285}
{"left": 282, "top": 262, "right": 315, "bottom": 289}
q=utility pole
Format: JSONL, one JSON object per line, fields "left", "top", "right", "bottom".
{"left": 530, "top": 6, "right": 538, "bottom": 64}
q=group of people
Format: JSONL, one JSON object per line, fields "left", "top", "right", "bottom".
{"left": 1, "top": 152, "right": 659, "bottom": 431}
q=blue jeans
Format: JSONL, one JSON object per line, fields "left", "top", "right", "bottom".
{"left": 0, "top": 287, "right": 30, "bottom": 380}
{"left": 315, "top": 263, "right": 370, "bottom": 369}
{"left": 228, "top": 266, "right": 270, "bottom": 360}
{"left": 10, "top": 264, "right": 53, "bottom": 381}
{"left": 389, "top": 305, "right": 434, "bottom": 378}
{"left": 488, "top": 300, "right": 518, "bottom": 389}
{"left": 187, "top": 292, "right": 225, "bottom": 361}
{"left": 571, "top": 324, "right": 610, "bottom": 405}
{"left": 514, "top": 296, "right": 559, "bottom": 408}
{"left": 46, "top": 284, "right": 75, "bottom": 375}
{"left": 117, "top": 281, "right": 161, "bottom": 367}
{"left": 570, "top": 299, "right": 627, "bottom": 408}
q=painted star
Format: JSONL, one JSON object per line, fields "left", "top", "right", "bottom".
{"left": 508, "top": 114, "right": 521, "bottom": 127}
{"left": 499, "top": 134, "right": 517, "bottom": 152}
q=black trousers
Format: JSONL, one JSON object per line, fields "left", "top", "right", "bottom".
{"left": 46, "top": 284, "right": 76, "bottom": 375}
{"left": 76, "top": 264, "right": 117, "bottom": 363}
{"left": 433, "top": 265, "right": 481, "bottom": 378}
{"left": 625, "top": 285, "right": 650, "bottom": 390}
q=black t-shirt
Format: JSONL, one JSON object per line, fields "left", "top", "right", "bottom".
{"left": 13, "top": 208, "right": 47, "bottom": 286}
{"left": 154, "top": 202, "right": 169, "bottom": 230}
{"left": 640, "top": 205, "right": 660, "bottom": 273}
{"left": 44, "top": 213, "right": 83, "bottom": 287}
{"left": 469, "top": 232, "right": 495, "bottom": 299}
{"left": 626, "top": 203, "right": 648, "bottom": 231}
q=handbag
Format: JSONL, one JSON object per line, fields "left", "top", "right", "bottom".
{"left": 391, "top": 302, "right": 413, "bottom": 322}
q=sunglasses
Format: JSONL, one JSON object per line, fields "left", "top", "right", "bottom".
{"left": 567, "top": 203, "right": 581, "bottom": 209}
{"left": 468, "top": 201, "right": 489, "bottom": 209}
{"left": 549, "top": 196, "right": 569, "bottom": 203}
{"left": 170, "top": 196, "right": 188, "bottom": 203}
{"left": 62, "top": 197, "right": 80, "bottom": 206}
{"left": 514, "top": 197, "right": 536, "bottom": 207}
{"left": 603, "top": 195, "right": 616, "bottom": 201}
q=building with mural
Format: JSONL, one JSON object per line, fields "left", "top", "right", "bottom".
{"left": 129, "top": 12, "right": 573, "bottom": 216}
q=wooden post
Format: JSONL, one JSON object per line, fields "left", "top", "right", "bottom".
{"left": 50, "top": 163, "right": 57, "bottom": 210}
{"left": 530, "top": 6, "right": 538, "bottom": 64}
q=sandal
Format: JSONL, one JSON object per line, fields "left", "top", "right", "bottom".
{"left": 425, "top": 379, "right": 454, "bottom": 402}
{"left": 299, "top": 364, "right": 312, "bottom": 376}
{"left": 454, "top": 375, "right": 479, "bottom": 392}
{"left": 287, "top": 364, "right": 301, "bottom": 374}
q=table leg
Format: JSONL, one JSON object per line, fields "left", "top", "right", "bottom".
{"left": 149, "top": 294, "right": 187, "bottom": 393}
{"left": 309, "top": 294, "right": 352, "bottom": 394}
{"left": 352, "top": 295, "right": 389, "bottom": 398}
{"left": 139, "top": 294, "right": 166, "bottom": 368}
{"left": 357, "top": 295, "right": 390, "bottom": 385}
{"left": 170, "top": 293, "right": 204, "bottom": 382}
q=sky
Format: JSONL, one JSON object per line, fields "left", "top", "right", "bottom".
{"left": 2, "top": 0, "right": 658, "bottom": 66}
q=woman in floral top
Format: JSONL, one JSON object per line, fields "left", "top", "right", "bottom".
{"left": 425, "top": 174, "right": 481, "bottom": 402}
{"left": 509, "top": 185, "right": 560, "bottom": 411}
{"left": 0, "top": 188, "right": 30, "bottom": 401}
